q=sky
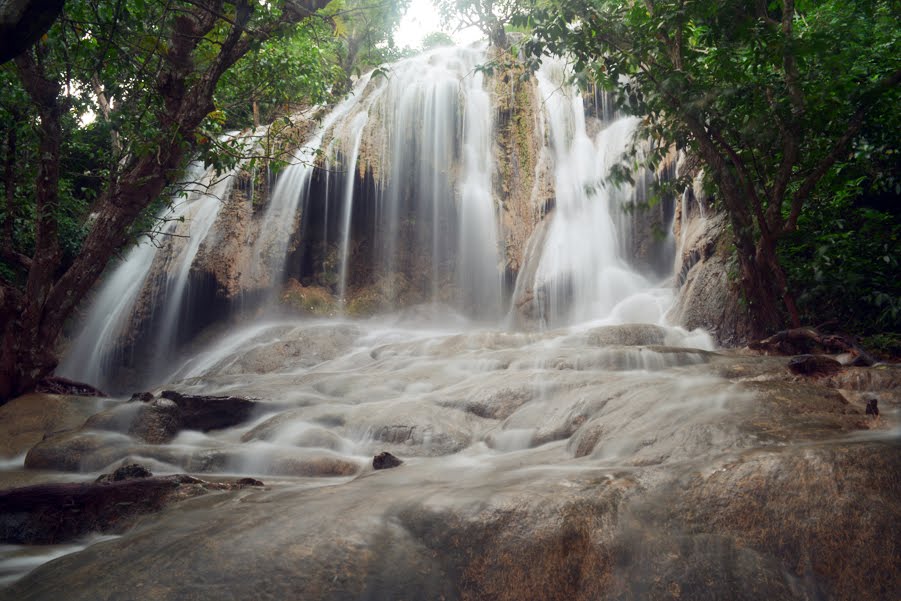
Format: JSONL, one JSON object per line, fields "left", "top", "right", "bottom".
{"left": 393, "top": 0, "right": 483, "bottom": 49}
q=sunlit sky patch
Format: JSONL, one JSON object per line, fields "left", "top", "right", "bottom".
{"left": 394, "top": 0, "right": 484, "bottom": 49}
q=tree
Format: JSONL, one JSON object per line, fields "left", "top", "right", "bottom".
{"left": 520, "top": 0, "right": 900, "bottom": 337}
{"left": 436, "top": 0, "right": 524, "bottom": 47}
{"left": 0, "top": 0, "right": 334, "bottom": 403}
{"left": 326, "top": 0, "right": 411, "bottom": 82}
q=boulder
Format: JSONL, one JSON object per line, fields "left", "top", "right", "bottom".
{"left": 373, "top": 452, "right": 403, "bottom": 470}
{"left": 24, "top": 431, "right": 131, "bottom": 472}
{"left": 128, "top": 398, "right": 181, "bottom": 444}
{"left": 160, "top": 390, "right": 256, "bottom": 431}
{"left": 0, "top": 394, "right": 104, "bottom": 458}
{"left": 787, "top": 354, "right": 843, "bottom": 377}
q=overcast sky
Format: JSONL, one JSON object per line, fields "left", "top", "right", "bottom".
{"left": 393, "top": 0, "right": 483, "bottom": 49}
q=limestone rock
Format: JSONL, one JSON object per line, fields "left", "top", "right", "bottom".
{"left": 128, "top": 398, "right": 181, "bottom": 444}
{"left": 24, "top": 431, "right": 131, "bottom": 472}
{"left": 0, "top": 474, "right": 220, "bottom": 544}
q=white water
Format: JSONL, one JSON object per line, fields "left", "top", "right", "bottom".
{"left": 249, "top": 83, "right": 370, "bottom": 290}
{"left": 306, "top": 45, "right": 503, "bottom": 318}
{"left": 521, "top": 59, "right": 668, "bottom": 327}
{"left": 58, "top": 161, "right": 227, "bottom": 390}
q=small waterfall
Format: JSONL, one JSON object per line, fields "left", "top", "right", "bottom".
{"left": 519, "top": 58, "right": 666, "bottom": 326}
{"left": 248, "top": 86, "right": 367, "bottom": 290}
{"left": 58, "top": 161, "right": 229, "bottom": 390}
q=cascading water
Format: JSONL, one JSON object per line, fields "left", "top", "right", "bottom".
{"left": 58, "top": 161, "right": 232, "bottom": 390}
{"left": 514, "top": 58, "right": 674, "bottom": 327}
{"left": 59, "top": 44, "right": 682, "bottom": 391}
{"left": 284, "top": 45, "right": 504, "bottom": 319}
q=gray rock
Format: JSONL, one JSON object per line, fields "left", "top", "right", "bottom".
{"left": 128, "top": 398, "right": 181, "bottom": 444}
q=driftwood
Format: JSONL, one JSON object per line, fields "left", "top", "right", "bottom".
{"left": 748, "top": 328, "right": 875, "bottom": 365}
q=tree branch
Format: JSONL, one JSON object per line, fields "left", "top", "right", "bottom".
{"left": 784, "top": 66, "right": 901, "bottom": 232}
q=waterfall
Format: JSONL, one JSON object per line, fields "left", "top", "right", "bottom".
{"left": 514, "top": 58, "right": 674, "bottom": 327}
{"left": 59, "top": 44, "right": 684, "bottom": 391}
{"left": 58, "top": 162, "right": 231, "bottom": 390}
{"left": 291, "top": 44, "right": 504, "bottom": 319}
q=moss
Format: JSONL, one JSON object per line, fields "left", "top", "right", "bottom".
{"left": 280, "top": 279, "right": 336, "bottom": 316}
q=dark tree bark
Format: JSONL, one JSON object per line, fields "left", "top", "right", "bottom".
{"left": 0, "top": 0, "right": 66, "bottom": 63}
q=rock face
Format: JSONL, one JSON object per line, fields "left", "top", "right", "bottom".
{"left": 669, "top": 209, "right": 753, "bottom": 346}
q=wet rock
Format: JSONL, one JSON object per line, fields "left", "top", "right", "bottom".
{"left": 586, "top": 323, "right": 668, "bottom": 347}
{"left": 129, "top": 392, "right": 154, "bottom": 402}
{"left": 236, "top": 478, "right": 264, "bottom": 487}
{"left": 160, "top": 390, "right": 256, "bottom": 431}
{"left": 373, "top": 452, "right": 403, "bottom": 470}
{"left": 241, "top": 414, "right": 347, "bottom": 451}
{"left": 82, "top": 403, "right": 143, "bottom": 432}
{"left": 458, "top": 387, "right": 533, "bottom": 420}
{"left": 787, "top": 354, "right": 842, "bottom": 377}
{"left": 265, "top": 452, "right": 360, "bottom": 477}
{"left": 0, "top": 394, "right": 104, "bottom": 458}
{"left": 669, "top": 213, "right": 754, "bottom": 346}
{"left": 0, "top": 475, "right": 219, "bottom": 544}
{"left": 95, "top": 463, "right": 152, "bottom": 483}
{"left": 865, "top": 398, "right": 879, "bottom": 417}
{"left": 24, "top": 431, "right": 131, "bottom": 472}
{"left": 128, "top": 398, "right": 181, "bottom": 444}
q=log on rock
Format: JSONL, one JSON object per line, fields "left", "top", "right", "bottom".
{"left": 160, "top": 390, "right": 257, "bottom": 432}
{"left": 749, "top": 328, "right": 855, "bottom": 356}
{"left": 34, "top": 376, "right": 107, "bottom": 398}
{"left": 0, "top": 474, "right": 214, "bottom": 544}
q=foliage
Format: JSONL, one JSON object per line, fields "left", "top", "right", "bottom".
{"left": 215, "top": 19, "right": 346, "bottom": 128}
{"left": 421, "top": 31, "right": 455, "bottom": 50}
{"left": 517, "top": 0, "right": 901, "bottom": 337}
{"left": 436, "top": 0, "right": 525, "bottom": 47}
{"left": 324, "top": 0, "right": 412, "bottom": 79}
{"left": 780, "top": 188, "right": 900, "bottom": 335}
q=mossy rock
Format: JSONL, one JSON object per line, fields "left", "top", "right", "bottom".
{"left": 280, "top": 279, "right": 336, "bottom": 316}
